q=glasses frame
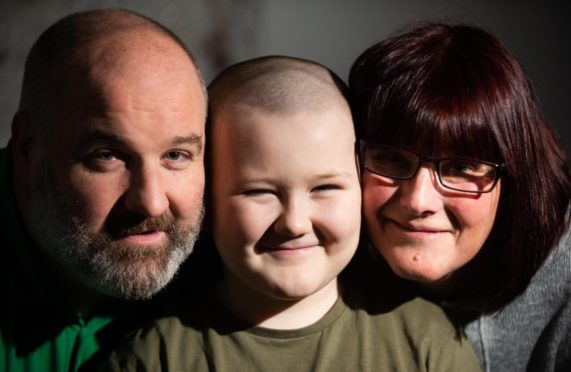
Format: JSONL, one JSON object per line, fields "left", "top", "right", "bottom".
{"left": 359, "top": 141, "right": 505, "bottom": 194}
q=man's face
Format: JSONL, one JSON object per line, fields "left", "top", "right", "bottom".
{"left": 24, "top": 35, "right": 206, "bottom": 299}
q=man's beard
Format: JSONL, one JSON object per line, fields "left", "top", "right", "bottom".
{"left": 25, "top": 158, "right": 204, "bottom": 300}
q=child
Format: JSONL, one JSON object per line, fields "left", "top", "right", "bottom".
{"left": 106, "top": 56, "right": 480, "bottom": 371}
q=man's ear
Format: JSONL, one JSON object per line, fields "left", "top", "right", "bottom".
{"left": 11, "top": 110, "right": 34, "bottom": 180}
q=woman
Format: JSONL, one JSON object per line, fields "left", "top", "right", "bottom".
{"left": 349, "top": 22, "right": 571, "bottom": 371}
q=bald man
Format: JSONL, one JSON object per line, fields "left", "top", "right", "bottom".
{"left": 0, "top": 9, "right": 206, "bottom": 370}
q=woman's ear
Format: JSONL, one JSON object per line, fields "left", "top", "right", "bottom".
{"left": 355, "top": 140, "right": 363, "bottom": 185}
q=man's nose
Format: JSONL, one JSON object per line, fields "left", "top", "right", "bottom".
{"left": 124, "top": 164, "right": 169, "bottom": 217}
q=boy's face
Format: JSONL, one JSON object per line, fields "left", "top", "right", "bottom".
{"left": 211, "top": 103, "right": 361, "bottom": 303}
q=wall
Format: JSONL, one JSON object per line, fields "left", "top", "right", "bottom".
{"left": 1, "top": 0, "right": 569, "bottom": 154}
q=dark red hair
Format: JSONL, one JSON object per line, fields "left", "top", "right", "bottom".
{"left": 349, "top": 22, "right": 571, "bottom": 311}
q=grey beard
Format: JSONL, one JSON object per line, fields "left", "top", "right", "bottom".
{"left": 63, "top": 212, "right": 202, "bottom": 300}
{"left": 27, "top": 197, "right": 204, "bottom": 299}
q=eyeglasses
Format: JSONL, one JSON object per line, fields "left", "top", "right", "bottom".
{"left": 360, "top": 141, "right": 504, "bottom": 193}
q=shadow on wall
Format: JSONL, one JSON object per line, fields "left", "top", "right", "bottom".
{"left": 0, "top": 0, "right": 263, "bottom": 145}
{"left": 0, "top": 0, "right": 570, "bottom": 156}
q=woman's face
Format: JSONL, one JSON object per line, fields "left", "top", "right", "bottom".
{"left": 362, "top": 160, "right": 501, "bottom": 285}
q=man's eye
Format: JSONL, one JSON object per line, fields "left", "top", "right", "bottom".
{"left": 83, "top": 150, "right": 123, "bottom": 171}
{"left": 165, "top": 151, "right": 187, "bottom": 161}
{"left": 163, "top": 150, "right": 192, "bottom": 170}
{"left": 93, "top": 150, "right": 118, "bottom": 161}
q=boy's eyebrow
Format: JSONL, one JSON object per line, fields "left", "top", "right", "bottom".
{"left": 309, "top": 171, "right": 354, "bottom": 181}
{"left": 239, "top": 172, "right": 354, "bottom": 184}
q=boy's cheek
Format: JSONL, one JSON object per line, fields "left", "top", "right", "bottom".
{"left": 218, "top": 198, "right": 280, "bottom": 243}
{"left": 315, "top": 193, "right": 362, "bottom": 239}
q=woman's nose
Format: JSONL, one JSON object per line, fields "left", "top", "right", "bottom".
{"left": 397, "top": 166, "right": 442, "bottom": 217}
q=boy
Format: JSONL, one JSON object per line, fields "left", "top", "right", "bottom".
{"left": 107, "top": 56, "right": 480, "bottom": 371}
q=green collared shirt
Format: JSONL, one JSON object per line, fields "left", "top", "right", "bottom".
{"left": 0, "top": 144, "right": 149, "bottom": 372}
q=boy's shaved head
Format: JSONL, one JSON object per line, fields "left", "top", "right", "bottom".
{"left": 208, "top": 56, "right": 350, "bottom": 117}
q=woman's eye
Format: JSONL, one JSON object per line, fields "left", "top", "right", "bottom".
{"left": 370, "top": 150, "right": 410, "bottom": 167}
{"left": 445, "top": 160, "right": 477, "bottom": 174}
{"left": 382, "top": 152, "right": 409, "bottom": 166}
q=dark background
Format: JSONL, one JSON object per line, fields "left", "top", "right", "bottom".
{"left": 1, "top": 0, "right": 569, "bottom": 156}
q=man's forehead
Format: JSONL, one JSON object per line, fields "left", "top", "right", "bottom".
{"left": 53, "top": 38, "right": 205, "bottom": 121}
{"left": 75, "top": 29, "right": 194, "bottom": 76}
{"left": 49, "top": 82, "right": 205, "bottom": 154}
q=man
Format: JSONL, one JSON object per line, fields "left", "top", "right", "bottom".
{"left": 0, "top": 9, "right": 206, "bottom": 371}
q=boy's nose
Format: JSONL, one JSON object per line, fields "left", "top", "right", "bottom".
{"left": 274, "top": 198, "right": 313, "bottom": 237}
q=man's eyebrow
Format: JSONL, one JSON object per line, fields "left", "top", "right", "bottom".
{"left": 76, "top": 131, "right": 203, "bottom": 149}
{"left": 77, "top": 129, "right": 125, "bottom": 148}
{"left": 172, "top": 134, "right": 204, "bottom": 152}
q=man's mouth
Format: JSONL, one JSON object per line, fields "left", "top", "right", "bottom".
{"left": 118, "top": 230, "right": 166, "bottom": 245}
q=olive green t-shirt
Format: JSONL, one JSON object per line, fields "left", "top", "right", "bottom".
{"left": 107, "top": 286, "right": 480, "bottom": 372}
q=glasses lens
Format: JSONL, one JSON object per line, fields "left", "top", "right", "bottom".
{"left": 364, "top": 145, "right": 418, "bottom": 179}
{"left": 439, "top": 160, "right": 497, "bottom": 192}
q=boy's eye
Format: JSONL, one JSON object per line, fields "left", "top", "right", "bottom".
{"left": 243, "top": 189, "right": 275, "bottom": 197}
{"left": 312, "top": 184, "right": 341, "bottom": 192}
